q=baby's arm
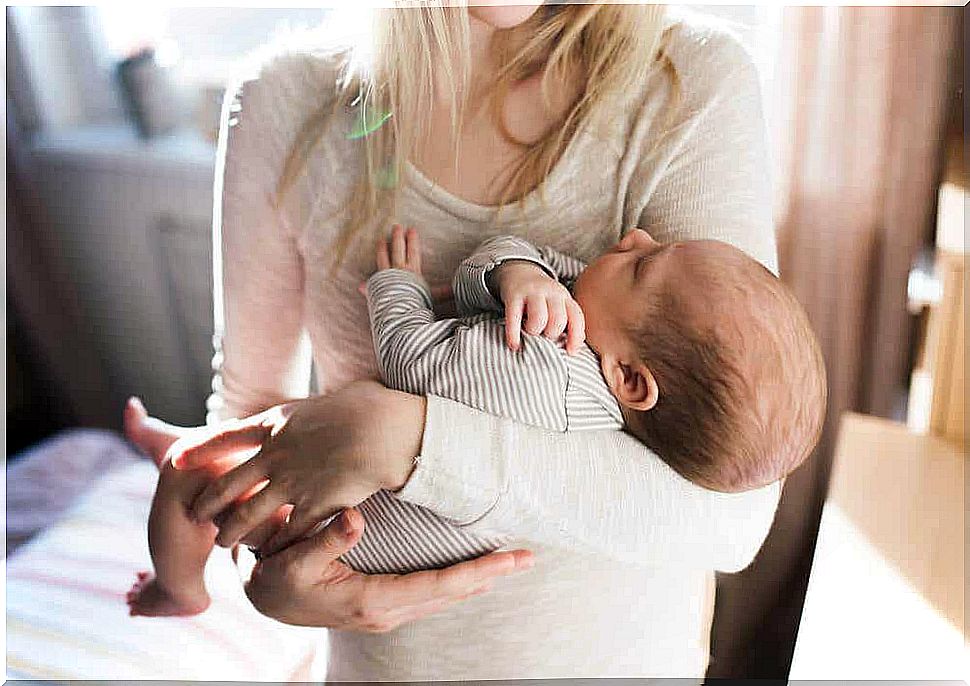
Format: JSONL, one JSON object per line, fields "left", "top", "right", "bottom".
{"left": 454, "top": 235, "right": 587, "bottom": 353}
{"left": 365, "top": 226, "right": 469, "bottom": 393}
{"left": 452, "top": 235, "right": 558, "bottom": 315}
{"left": 535, "top": 245, "right": 588, "bottom": 287}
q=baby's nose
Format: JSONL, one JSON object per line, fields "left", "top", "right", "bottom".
{"left": 617, "top": 228, "right": 655, "bottom": 251}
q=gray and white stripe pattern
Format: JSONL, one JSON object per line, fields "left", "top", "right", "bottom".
{"left": 339, "top": 237, "right": 623, "bottom": 575}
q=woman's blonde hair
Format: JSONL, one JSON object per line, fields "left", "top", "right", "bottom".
{"left": 276, "top": 2, "right": 672, "bottom": 269}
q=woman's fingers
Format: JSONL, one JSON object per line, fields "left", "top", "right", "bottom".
{"left": 405, "top": 226, "right": 421, "bottom": 273}
{"left": 239, "top": 504, "right": 292, "bottom": 549}
{"left": 167, "top": 421, "right": 271, "bottom": 470}
{"left": 564, "top": 299, "right": 586, "bottom": 354}
{"left": 260, "top": 505, "right": 335, "bottom": 557}
{"left": 191, "top": 457, "right": 271, "bottom": 523}
{"left": 376, "top": 237, "right": 390, "bottom": 270}
{"left": 381, "top": 548, "right": 534, "bottom": 607}
{"left": 213, "top": 484, "right": 286, "bottom": 548}
{"left": 505, "top": 297, "right": 524, "bottom": 351}
{"left": 523, "top": 296, "right": 548, "bottom": 336}
{"left": 348, "top": 550, "right": 530, "bottom": 633}
{"left": 273, "top": 508, "right": 365, "bottom": 572}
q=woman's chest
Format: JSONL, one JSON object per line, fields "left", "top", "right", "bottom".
{"left": 411, "top": 73, "right": 586, "bottom": 207}
{"left": 411, "top": 121, "right": 523, "bottom": 208}
{"left": 303, "top": 193, "right": 622, "bottom": 304}
{"left": 294, "top": 117, "right": 633, "bottom": 388}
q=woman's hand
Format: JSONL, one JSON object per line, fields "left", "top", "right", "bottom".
{"left": 244, "top": 507, "right": 534, "bottom": 631}
{"left": 167, "top": 380, "right": 423, "bottom": 554}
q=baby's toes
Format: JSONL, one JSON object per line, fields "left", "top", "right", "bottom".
{"left": 128, "top": 572, "right": 152, "bottom": 597}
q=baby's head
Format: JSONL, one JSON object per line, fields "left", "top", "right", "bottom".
{"left": 573, "top": 229, "right": 826, "bottom": 493}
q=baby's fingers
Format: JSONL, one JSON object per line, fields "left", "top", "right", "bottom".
{"left": 376, "top": 238, "right": 390, "bottom": 270}
{"left": 523, "top": 296, "right": 548, "bottom": 336}
{"left": 405, "top": 227, "right": 422, "bottom": 273}
{"left": 390, "top": 224, "right": 407, "bottom": 267}
{"left": 544, "top": 298, "right": 568, "bottom": 340}
{"left": 564, "top": 299, "right": 586, "bottom": 354}
{"left": 505, "top": 297, "right": 524, "bottom": 351}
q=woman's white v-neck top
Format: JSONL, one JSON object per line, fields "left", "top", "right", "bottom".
{"left": 209, "top": 9, "right": 783, "bottom": 679}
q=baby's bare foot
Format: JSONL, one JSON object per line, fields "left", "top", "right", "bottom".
{"left": 126, "top": 571, "right": 210, "bottom": 617}
{"left": 124, "top": 398, "right": 183, "bottom": 468}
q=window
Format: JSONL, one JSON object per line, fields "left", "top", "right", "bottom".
{"left": 93, "top": 7, "right": 331, "bottom": 88}
{"left": 11, "top": 6, "right": 781, "bottom": 138}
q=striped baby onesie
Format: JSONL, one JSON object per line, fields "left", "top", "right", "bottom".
{"left": 339, "top": 236, "right": 624, "bottom": 574}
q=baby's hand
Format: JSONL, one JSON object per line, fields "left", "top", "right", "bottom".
{"left": 360, "top": 224, "right": 454, "bottom": 301}
{"left": 494, "top": 261, "right": 586, "bottom": 354}
{"left": 377, "top": 224, "right": 423, "bottom": 277}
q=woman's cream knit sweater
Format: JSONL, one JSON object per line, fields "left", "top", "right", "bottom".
{"left": 209, "top": 9, "right": 782, "bottom": 679}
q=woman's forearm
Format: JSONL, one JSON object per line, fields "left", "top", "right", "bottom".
{"left": 372, "top": 385, "right": 427, "bottom": 492}
{"left": 395, "top": 394, "right": 781, "bottom": 573}
{"left": 207, "top": 61, "right": 313, "bottom": 427}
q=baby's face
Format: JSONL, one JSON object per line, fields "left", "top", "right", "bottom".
{"left": 573, "top": 229, "right": 670, "bottom": 360}
{"left": 573, "top": 229, "right": 744, "bottom": 360}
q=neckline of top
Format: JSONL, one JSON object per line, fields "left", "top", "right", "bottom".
{"left": 402, "top": 122, "right": 592, "bottom": 223}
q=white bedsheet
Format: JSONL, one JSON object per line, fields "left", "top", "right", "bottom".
{"left": 6, "top": 432, "right": 327, "bottom": 681}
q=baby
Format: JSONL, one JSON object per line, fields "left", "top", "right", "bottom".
{"left": 339, "top": 224, "right": 826, "bottom": 574}
{"left": 125, "top": 224, "right": 825, "bottom": 615}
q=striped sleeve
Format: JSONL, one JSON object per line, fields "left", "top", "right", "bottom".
{"left": 452, "top": 235, "right": 557, "bottom": 316}
{"left": 536, "top": 245, "right": 588, "bottom": 288}
{"left": 365, "top": 269, "right": 464, "bottom": 391}
{"left": 365, "top": 268, "right": 569, "bottom": 431}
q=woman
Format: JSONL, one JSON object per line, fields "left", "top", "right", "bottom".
{"left": 156, "top": 2, "right": 783, "bottom": 679}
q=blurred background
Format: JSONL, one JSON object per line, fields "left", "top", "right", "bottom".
{"left": 5, "top": 4, "right": 966, "bottom": 680}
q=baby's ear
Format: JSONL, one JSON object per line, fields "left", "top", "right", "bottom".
{"left": 603, "top": 357, "right": 659, "bottom": 411}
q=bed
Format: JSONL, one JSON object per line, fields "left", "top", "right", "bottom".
{"left": 6, "top": 429, "right": 327, "bottom": 680}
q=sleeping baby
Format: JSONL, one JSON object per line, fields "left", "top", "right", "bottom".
{"left": 125, "top": 224, "right": 825, "bottom": 615}
{"left": 341, "top": 225, "right": 826, "bottom": 573}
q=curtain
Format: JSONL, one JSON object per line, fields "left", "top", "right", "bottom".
{"left": 708, "top": 6, "right": 960, "bottom": 677}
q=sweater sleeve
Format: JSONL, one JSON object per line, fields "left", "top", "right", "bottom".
{"left": 394, "top": 25, "right": 782, "bottom": 574}
{"left": 206, "top": 56, "right": 316, "bottom": 424}
{"left": 634, "top": 20, "right": 778, "bottom": 274}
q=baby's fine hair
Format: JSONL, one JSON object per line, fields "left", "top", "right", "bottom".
{"left": 623, "top": 242, "right": 827, "bottom": 493}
